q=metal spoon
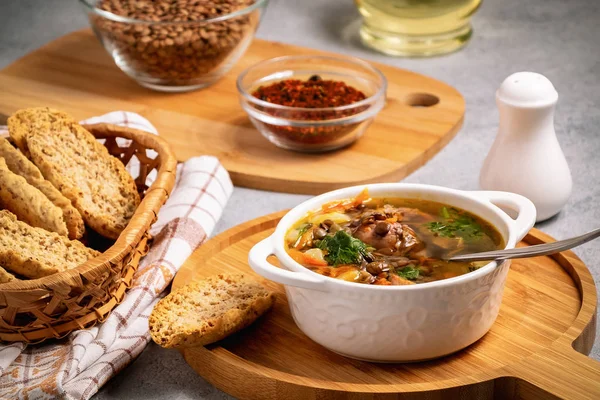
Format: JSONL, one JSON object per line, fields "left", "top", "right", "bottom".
{"left": 446, "top": 227, "right": 600, "bottom": 262}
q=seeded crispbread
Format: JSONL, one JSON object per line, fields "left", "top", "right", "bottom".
{"left": 0, "top": 158, "right": 69, "bottom": 237}
{"left": 0, "top": 266, "right": 16, "bottom": 284}
{"left": 7, "top": 107, "right": 72, "bottom": 158}
{"left": 8, "top": 107, "right": 141, "bottom": 239}
{"left": 0, "top": 210, "right": 99, "bottom": 279}
{"left": 149, "top": 274, "right": 275, "bottom": 349}
{"left": 0, "top": 137, "right": 85, "bottom": 239}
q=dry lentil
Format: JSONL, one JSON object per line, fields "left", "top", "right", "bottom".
{"left": 92, "top": 0, "right": 259, "bottom": 85}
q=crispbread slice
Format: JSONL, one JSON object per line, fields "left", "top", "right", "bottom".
{"left": 0, "top": 266, "right": 16, "bottom": 284}
{"left": 0, "top": 158, "right": 68, "bottom": 236}
{"left": 0, "top": 138, "right": 85, "bottom": 239}
{"left": 0, "top": 210, "right": 99, "bottom": 279}
{"left": 8, "top": 108, "right": 141, "bottom": 239}
{"left": 0, "top": 137, "right": 43, "bottom": 180}
{"left": 7, "top": 107, "right": 72, "bottom": 158}
{"left": 149, "top": 274, "right": 275, "bottom": 349}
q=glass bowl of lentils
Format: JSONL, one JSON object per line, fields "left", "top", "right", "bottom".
{"left": 80, "top": 0, "right": 268, "bottom": 92}
{"left": 237, "top": 55, "right": 387, "bottom": 152}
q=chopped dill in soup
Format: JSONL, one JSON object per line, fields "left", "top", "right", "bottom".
{"left": 285, "top": 189, "right": 504, "bottom": 285}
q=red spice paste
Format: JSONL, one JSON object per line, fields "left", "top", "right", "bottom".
{"left": 251, "top": 75, "right": 368, "bottom": 146}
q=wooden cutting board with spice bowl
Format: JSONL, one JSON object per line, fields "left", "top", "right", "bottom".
{"left": 173, "top": 211, "right": 600, "bottom": 400}
{"left": 0, "top": 29, "right": 464, "bottom": 195}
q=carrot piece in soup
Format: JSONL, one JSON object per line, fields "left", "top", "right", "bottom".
{"left": 373, "top": 278, "right": 391, "bottom": 285}
{"left": 353, "top": 188, "right": 370, "bottom": 206}
{"left": 294, "top": 229, "right": 313, "bottom": 250}
{"left": 288, "top": 249, "right": 328, "bottom": 266}
{"left": 320, "top": 188, "right": 371, "bottom": 213}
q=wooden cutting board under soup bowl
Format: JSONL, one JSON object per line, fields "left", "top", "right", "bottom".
{"left": 173, "top": 211, "right": 600, "bottom": 400}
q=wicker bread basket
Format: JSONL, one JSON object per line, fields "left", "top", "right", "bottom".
{"left": 0, "top": 123, "right": 177, "bottom": 343}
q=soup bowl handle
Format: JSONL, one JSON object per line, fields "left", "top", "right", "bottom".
{"left": 470, "top": 191, "right": 537, "bottom": 241}
{"left": 249, "top": 236, "right": 329, "bottom": 292}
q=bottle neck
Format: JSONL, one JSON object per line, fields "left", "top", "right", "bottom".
{"left": 497, "top": 102, "right": 556, "bottom": 139}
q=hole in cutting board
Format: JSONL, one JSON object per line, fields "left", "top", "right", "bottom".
{"left": 406, "top": 93, "right": 440, "bottom": 107}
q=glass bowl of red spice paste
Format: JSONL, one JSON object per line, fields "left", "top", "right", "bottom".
{"left": 237, "top": 55, "right": 387, "bottom": 152}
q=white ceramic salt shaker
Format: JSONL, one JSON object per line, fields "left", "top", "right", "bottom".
{"left": 480, "top": 72, "right": 572, "bottom": 222}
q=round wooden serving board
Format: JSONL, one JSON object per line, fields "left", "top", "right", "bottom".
{"left": 174, "top": 211, "right": 600, "bottom": 400}
{"left": 0, "top": 30, "right": 464, "bottom": 195}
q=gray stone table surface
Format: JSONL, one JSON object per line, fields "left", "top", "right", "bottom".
{"left": 1, "top": 0, "right": 599, "bottom": 398}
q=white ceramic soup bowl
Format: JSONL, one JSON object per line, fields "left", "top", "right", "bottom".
{"left": 248, "top": 184, "right": 536, "bottom": 362}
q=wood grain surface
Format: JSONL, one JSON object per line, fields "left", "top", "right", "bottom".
{"left": 0, "top": 30, "right": 464, "bottom": 195}
{"left": 173, "top": 211, "right": 600, "bottom": 400}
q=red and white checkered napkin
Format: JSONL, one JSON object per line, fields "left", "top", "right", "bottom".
{"left": 0, "top": 112, "right": 233, "bottom": 399}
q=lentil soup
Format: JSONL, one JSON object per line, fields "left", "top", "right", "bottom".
{"left": 285, "top": 189, "right": 504, "bottom": 285}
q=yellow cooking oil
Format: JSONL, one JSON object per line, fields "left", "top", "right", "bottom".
{"left": 355, "top": 0, "right": 482, "bottom": 56}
